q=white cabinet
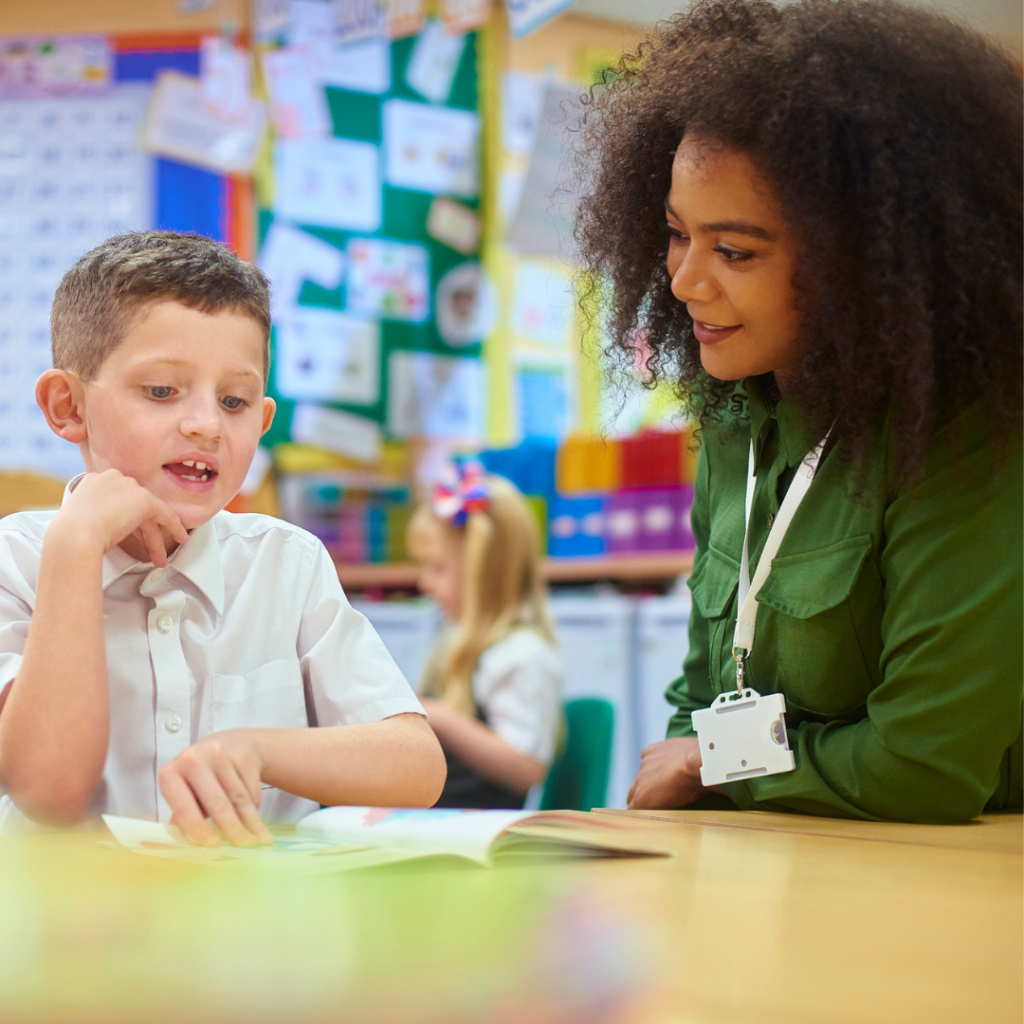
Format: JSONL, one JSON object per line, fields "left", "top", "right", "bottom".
{"left": 635, "top": 595, "right": 691, "bottom": 754}
{"left": 350, "top": 600, "right": 442, "bottom": 692}
{"left": 548, "top": 594, "right": 637, "bottom": 809}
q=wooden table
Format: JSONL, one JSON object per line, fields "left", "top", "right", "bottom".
{"left": 0, "top": 810, "right": 1019, "bottom": 1023}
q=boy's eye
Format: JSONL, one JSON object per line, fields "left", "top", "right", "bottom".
{"left": 147, "top": 386, "right": 173, "bottom": 399}
{"left": 221, "top": 395, "right": 248, "bottom": 410}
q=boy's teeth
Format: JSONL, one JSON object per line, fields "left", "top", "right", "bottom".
{"left": 183, "top": 460, "right": 195, "bottom": 467}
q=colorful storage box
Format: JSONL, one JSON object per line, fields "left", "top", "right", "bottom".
{"left": 549, "top": 495, "right": 606, "bottom": 558}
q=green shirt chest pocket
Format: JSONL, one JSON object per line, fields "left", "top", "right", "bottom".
{"left": 755, "top": 535, "right": 883, "bottom": 718}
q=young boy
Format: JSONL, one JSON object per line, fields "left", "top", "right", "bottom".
{"left": 0, "top": 231, "right": 446, "bottom": 846}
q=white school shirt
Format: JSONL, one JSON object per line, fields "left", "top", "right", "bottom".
{"left": 472, "top": 628, "right": 563, "bottom": 766}
{"left": 0, "top": 480, "right": 424, "bottom": 831}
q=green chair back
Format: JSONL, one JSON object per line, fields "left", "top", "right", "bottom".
{"left": 539, "top": 698, "right": 614, "bottom": 812}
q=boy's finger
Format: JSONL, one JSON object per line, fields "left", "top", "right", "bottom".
{"left": 215, "top": 760, "right": 273, "bottom": 845}
{"left": 160, "top": 771, "right": 221, "bottom": 847}
{"left": 187, "top": 765, "right": 260, "bottom": 847}
{"left": 136, "top": 521, "right": 169, "bottom": 568}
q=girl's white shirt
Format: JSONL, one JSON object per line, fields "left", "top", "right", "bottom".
{"left": 472, "top": 628, "right": 563, "bottom": 766}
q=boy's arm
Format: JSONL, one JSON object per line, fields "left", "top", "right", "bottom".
{"left": 0, "top": 471, "right": 188, "bottom": 826}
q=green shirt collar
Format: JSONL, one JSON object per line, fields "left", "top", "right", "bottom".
{"left": 744, "top": 376, "right": 818, "bottom": 472}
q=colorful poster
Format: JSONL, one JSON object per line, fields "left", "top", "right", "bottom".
{"left": 509, "top": 260, "right": 575, "bottom": 346}
{"left": 289, "top": 0, "right": 391, "bottom": 92}
{"left": 382, "top": 98, "right": 478, "bottom": 197}
{"left": 386, "top": 0, "right": 426, "bottom": 40}
{"left": 275, "top": 307, "right": 380, "bottom": 405}
{"left": 387, "top": 351, "right": 483, "bottom": 438}
{"left": 435, "top": 262, "right": 495, "bottom": 347}
{"left": 274, "top": 138, "right": 382, "bottom": 232}
{"left": 291, "top": 403, "right": 382, "bottom": 462}
{"left": 501, "top": 70, "right": 544, "bottom": 157}
{"left": 440, "top": 0, "right": 492, "bottom": 34}
{"left": 200, "top": 38, "right": 252, "bottom": 123}
{"left": 426, "top": 197, "right": 480, "bottom": 254}
{"left": 345, "top": 237, "right": 430, "bottom": 322}
{"left": 404, "top": 21, "right": 466, "bottom": 104}
{"left": 262, "top": 47, "right": 332, "bottom": 141}
{"left": 335, "top": 0, "right": 386, "bottom": 45}
{"left": 0, "top": 35, "right": 112, "bottom": 99}
{"left": 258, "top": 222, "right": 345, "bottom": 317}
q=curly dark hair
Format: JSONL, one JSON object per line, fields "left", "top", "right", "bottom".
{"left": 576, "top": 0, "right": 1023, "bottom": 477}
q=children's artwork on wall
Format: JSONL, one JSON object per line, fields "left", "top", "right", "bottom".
{"left": 382, "top": 98, "right": 479, "bottom": 197}
{"left": 387, "top": 350, "right": 483, "bottom": 438}
{"left": 426, "top": 197, "right": 480, "bottom": 254}
{"left": 501, "top": 71, "right": 545, "bottom": 157}
{"left": 291, "top": 402, "right": 383, "bottom": 461}
{"left": 506, "top": 0, "right": 574, "bottom": 39}
{"left": 312, "top": 36, "right": 391, "bottom": 93}
{"left": 275, "top": 307, "right": 381, "bottom": 404}
{"left": 387, "top": 0, "right": 427, "bottom": 40}
{"left": 262, "top": 47, "right": 332, "bottom": 140}
{"left": 0, "top": 85, "right": 151, "bottom": 478}
{"left": 274, "top": 138, "right": 383, "bottom": 232}
{"left": 404, "top": 21, "right": 466, "bottom": 104}
{"left": 254, "top": 0, "right": 293, "bottom": 42}
{"left": 335, "top": 0, "right": 387, "bottom": 45}
{"left": 516, "top": 364, "right": 573, "bottom": 440}
{"left": 345, "top": 237, "right": 430, "bottom": 322}
{"left": 199, "top": 38, "right": 252, "bottom": 122}
{"left": 440, "top": 0, "right": 493, "bottom": 34}
{"left": 509, "top": 260, "right": 575, "bottom": 347}
{"left": 435, "top": 263, "right": 495, "bottom": 347}
{"left": 138, "top": 71, "right": 266, "bottom": 174}
{"left": 0, "top": 35, "right": 113, "bottom": 98}
{"left": 259, "top": 222, "right": 346, "bottom": 316}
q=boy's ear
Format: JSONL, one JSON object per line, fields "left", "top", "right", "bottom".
{"left": 36, "top": 370, "right": 88, "bottom": 444}
{"left": 261, "top": 396, "right": 276, "bottom": 436}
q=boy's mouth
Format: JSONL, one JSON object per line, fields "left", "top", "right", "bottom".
{"left": 164, "top": 460, "right": 218, "bottom": 485}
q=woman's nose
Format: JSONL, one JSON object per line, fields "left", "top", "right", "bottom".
{"left": 669, "top": 250, "right": 715, "bottom": 304}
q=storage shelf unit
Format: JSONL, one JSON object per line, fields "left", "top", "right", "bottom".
{"left": 334, "top": 553, "right": 694, "bottom": 590}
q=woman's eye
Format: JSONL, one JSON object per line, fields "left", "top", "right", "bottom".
{"left": 716, "top": 246, "right": 754, "bottom": 263}
{"left": 147, "top": 386, "right": 173, "bottom": 399}
{"left": 221, "top": 395, "right": 247, "bottom": 410}
{"left": 665, "top": 224, "right": 688, "bottom": 243}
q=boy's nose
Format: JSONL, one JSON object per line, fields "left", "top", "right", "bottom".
{"left": 180, "top": 400, "right": 221, "bottom": 439}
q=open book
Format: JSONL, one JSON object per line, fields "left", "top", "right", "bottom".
{"left": 103, "top": 807, "right": 673, "bottom": 871}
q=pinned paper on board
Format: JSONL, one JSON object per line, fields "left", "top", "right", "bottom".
{"left": 387, "top": 0, "right": 427, "bottom": 40}
{"left": 291, "top": 403, "right": 383, "bottom": 462}
{"left": 509, "top": 260, "right": 575, "bottom": 347}
{"left": 200, "top": 38, "right": 252, "bottom": 123}
{"left": 274, "top": 138, "right": 382, "bottom": 232}
{"left": 289, "top": 1, "right": 391, "bottom": 92}
{"left": 506, "top": 0, "right": 573, "bottom": 38}
{"left": 387, "top": 350, "right": 483, "bottom": 439}
{"left": 405, "top": 21, "right": 466, "bottom": 104}
{"left": 137, "top": 71, "right": 267, "bottom": 174}
{"left": 501, "top": 70, "right": 545, "bottom": 157}
{"left": 440, "top": 0, "right": 493, "bottom": 34}
{"left": 336, "top": 0, "right": 386, "bottom": 45}
{"left": 383, "top": 98, "right": 479, "bottom": 197}
{"left": 516, "top": 363, "right": 574, "bottom": 440}
{"left": 426, "top": 197, "right": 480, "bottom": 254}
{"left": 0, "top": 35, "right": 112, "bottom": 99}
{"left": 262, "top": 47, "right": 332, "bottom": 140}
{"left": 258, "top": 222, "right": 345, "bottom": 317}
{"left": 435, "top": 262, "right": 496, "bottom": 347}
{"left": 345, "top": 237, "right": 429, "bottom": 322}
{"left": 254, "top": 0, "right": 292, "bottom": 42}
{"left": 275, "top": 307, "right": 381, "bottom": 405}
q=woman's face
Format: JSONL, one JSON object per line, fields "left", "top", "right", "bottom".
{"left": 665, "top": 136, "right": 803, "bottom": 386}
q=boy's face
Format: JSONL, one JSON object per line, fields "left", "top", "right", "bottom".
{"left": 77, "top": 301, "right": 275, "bottom": 531}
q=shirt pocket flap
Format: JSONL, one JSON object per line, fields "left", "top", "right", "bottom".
{"left": 757, "top": 535, "right": 872, "bottom": 620}
{"left": 688, "top": 545, "right": 740, "bottom": 619}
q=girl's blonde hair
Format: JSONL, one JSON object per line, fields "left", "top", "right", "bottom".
{"left": 408, "top": 474, "right": 555, "bottom": 716}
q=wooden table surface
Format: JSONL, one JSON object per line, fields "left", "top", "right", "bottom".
{"left": 1, "top": 810, "right": 1019, "bottom": 1024}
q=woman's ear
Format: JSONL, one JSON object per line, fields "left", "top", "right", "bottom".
{"left": 36, "top": 370, "right": 88, "bottom": 444}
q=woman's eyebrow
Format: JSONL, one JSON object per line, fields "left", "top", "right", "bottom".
{"left": 664, "top": 200, "right": 775, "bottom": 241}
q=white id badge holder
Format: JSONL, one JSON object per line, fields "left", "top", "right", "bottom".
{"left": 691, "top": 689, "right": 794, "bottom": 786}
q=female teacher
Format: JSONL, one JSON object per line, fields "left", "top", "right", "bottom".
{"left": 576, "top": 0, "right": 1022, "bottom": 823}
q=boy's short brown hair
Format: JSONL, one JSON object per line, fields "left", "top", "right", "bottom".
{"left": 50, "top": 231, "right": 271, "bottom": 382}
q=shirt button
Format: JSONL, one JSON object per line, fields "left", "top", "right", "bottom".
{"left": 157, "top": 614, "right": 174, "bottom": 634}
{"left": 768, "top": 514, "right": 775, "bottom": 527}
{"left": 165, "top": 714, "right": 182, "bottom": 733}
{"left": 147, "top": 569, "right": 165, "bottom": 585}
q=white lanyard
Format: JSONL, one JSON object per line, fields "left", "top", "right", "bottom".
{"left": 732, "top": 433, "right": 830, "bottom": 692}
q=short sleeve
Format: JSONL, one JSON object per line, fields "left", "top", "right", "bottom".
{"left": 0, "top": 521, "right": 44, "bottom": 703}
{"left": 473, "top": 630, "right": 564, "bottom": 764}
{"left": 296, "top": 542, "right": 425, "bottom": 726}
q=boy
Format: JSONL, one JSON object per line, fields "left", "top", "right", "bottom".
{"left": 0, "top": 232, "right": 446, "bottom": 846}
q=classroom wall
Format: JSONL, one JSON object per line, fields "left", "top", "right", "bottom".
{"left": 0, "top": 0, "right": 248, "bottom": 35}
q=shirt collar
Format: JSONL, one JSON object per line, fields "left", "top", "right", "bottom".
{"left": 744, "top": 377, "right": 818, "bottom": 471}
{"left": 62, "top": 474, "right": 225, "bottom": 615}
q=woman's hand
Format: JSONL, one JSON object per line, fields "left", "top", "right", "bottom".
{"left": 627, "top": 736, "right": 709, "bottom": 809}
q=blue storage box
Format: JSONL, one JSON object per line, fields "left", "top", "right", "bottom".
{"left": 548, "top": 495, "right": 606, "bottom": 558}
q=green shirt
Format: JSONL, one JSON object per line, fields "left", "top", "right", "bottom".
{"left": 667, "top": 378, "right": 1023, "bottom": 823}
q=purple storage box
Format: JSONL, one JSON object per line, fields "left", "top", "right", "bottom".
{"left": 632, "top": 486, "right": 696, "bottom": 551}
{"left": 606, "top": 490, "right": 642, "bottom": 555}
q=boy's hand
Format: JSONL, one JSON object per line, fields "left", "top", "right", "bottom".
{"left": 51, "top": 469, "right": 190, "bottom": 568}
{"left": 159, "top": 731, "right": 274, "bottom": 847}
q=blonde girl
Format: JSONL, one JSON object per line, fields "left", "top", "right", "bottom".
{"left": 407, "top": 459, "right": 563, "bottom": 809}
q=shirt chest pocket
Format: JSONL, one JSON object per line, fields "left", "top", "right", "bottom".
{"left": 756, "top": 535, "right": 882, "bottom": 718}
{"left": 208, "top": 658, "right": 309, "bottom": 732}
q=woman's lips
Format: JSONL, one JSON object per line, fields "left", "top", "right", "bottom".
{"left": 693, "top": 321, "right": 741, "bottom": 345}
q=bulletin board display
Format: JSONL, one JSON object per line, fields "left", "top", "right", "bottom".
{"left": 0, "top": 32, "right": 243, "bottom": 480}
{"left": 257, "top": 23, "right": 484, "bottom": 463}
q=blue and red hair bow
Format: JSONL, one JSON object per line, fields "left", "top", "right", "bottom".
{"left": 432, "top": 457, "right": 490, "bottom": 526}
